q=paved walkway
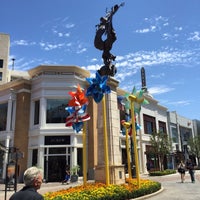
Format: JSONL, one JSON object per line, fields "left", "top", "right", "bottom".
{"left": 140, "top": 171, "right": 200, "bottom": 200}
{"left": 0, "top": 172, "right": 200, "bottom": 200}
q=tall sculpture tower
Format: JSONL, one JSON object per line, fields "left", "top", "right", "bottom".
{"left": 93, "top": 3, "right": 125, "bottom": 184}
{"left": 141, "top": 67, "right": 147, "bottom": 92}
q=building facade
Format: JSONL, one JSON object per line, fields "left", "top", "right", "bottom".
{"left": 0, "top": 33, "right": 198, "bottom": 183}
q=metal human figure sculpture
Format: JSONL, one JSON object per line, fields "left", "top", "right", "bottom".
{"left": 94, "top": 2, "right": 124, "bottom": 76}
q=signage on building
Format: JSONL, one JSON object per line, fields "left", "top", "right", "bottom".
{"left": 45, "top": 136, "right": 70, "bottom": 145}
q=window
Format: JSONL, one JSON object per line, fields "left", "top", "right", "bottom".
{"left": 46, "top": 99, "right": 69, "bottom": 123}
{"left": 34, "top": 100, "right": 40, "bottom": 125}
{"left": 0, "top": 103, "right": 8, "bottom": 131}
{"left": 172, "top": 127, "right": 178, "bottom": 143}
{"left": 180, "top": 126, "right": 192, "bottom": 142}
{"left": 158, "top": 121, "right": 167, "bottom": 134}
{"left": 143, "top": 114, "right": 156, "bottom": 134}
{"left": 0, "top": 72, "right": 2, "bottom": 81}
{"left": 0, "top": 59, "right": 3, "bottom": 68}
{"left": 32, "top": 149, "right": 38, "bottom": 166}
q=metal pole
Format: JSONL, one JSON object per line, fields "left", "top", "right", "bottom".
{"left": 14, "top": 148, "right": 18, "bottom": 192}
{"left": 4, "top": 163, "right": 8, "bottom": 200}
{"left": 4, "top": 148, "right": 10, "bottom": 200}
{"left": 123, "top": 122, "right": 132, "bottom": 178}
{"left": 82, "top": 122, "right": 87, "bottom": 186}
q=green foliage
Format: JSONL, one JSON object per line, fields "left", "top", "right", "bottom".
{"left": 44, "top": 180, "right": 161, "bottom": 200}
{"left": 188, "top": 136, "right": 200, "bottom": 166}
{"left": 149, "top": 169, "right": 176, "bottom": 176}
{"left": 149, "top": 131, "right": 172, "bottom": 170}
{"left": 128, "top": 182, "right": 161, "bottom": 199}
{"left": 70, "top": 165, "right": 80, "bottom": 175}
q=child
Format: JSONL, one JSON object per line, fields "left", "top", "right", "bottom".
{"left": 62, "top": 169, "right": 70, "bottom": 184}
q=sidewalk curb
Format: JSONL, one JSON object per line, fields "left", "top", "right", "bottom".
{"left": 133, "top": 187, "right": 164, "bottom": 200}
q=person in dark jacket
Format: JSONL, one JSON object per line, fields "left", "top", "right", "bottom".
{"left": 9, "top": 166, "right": 44, "bottom": 200}
{"left": 186, "top": 159, "right": 196, "bottom": 183}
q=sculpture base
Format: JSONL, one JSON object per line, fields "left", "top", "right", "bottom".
{"left": 95, "top": 165, "right": 125, "bottom": 184}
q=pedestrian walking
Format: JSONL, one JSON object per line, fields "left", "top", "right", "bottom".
{"left": 186, "top": 159, "right": 196, "bottom": 183}
{"left": 177, "top": 161, "right": 186, "bottom": 183}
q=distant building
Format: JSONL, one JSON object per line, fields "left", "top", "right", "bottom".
{"left": 167, "top": 111, "right": 195, "bottom": 167}
{"left": 193, "top": 119, "right": 200, "bottom": 137}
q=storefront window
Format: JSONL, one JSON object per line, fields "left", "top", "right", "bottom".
{"left": 46, "top": 99, "right": 69, "bottom": 123}
{"left": 0, "top": 103, "right": 8, "bottom": 131}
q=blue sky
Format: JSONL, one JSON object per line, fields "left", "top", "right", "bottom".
{"left": 1, "top": 0, "right": 200, "bottom": 120}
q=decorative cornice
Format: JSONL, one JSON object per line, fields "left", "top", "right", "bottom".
{"left": 28, "top": 65, "right": 90, "bottom": 79}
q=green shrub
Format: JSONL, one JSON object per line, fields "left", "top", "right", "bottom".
{"left": 44, "top": 179, "right": 161, "bottom": 200}
{"left": 149, "top": 169, "right": 176, "bottom": 176}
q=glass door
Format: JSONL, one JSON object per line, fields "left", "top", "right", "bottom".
{"left": 44, "top": 147, "right": 70, "bottom": 182}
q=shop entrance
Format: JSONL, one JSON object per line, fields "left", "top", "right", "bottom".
{"left": 44, "top": 147, "right": 70, "bottom": 182}
{"left": 48, "top": 156, "right": 66, "bottom": 182}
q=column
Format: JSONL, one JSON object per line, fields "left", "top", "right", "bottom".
{"left": 95, "top": 78, "right": 125, "bottom": 184}
{"left": 6, "top": 95, "right": 14, "bottom": 131}
{"left": 3, "top": 137, "right": 10, "bottom": 179}
{"left": 40, "top": 97, "right": 46, "bottom": 128}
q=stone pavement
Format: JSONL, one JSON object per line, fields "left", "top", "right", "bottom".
{"left": 140, "top": 171, "right": 200, "bottom": 200}
{"left": 0, "top": 172, "right": 200, "bottom": 200}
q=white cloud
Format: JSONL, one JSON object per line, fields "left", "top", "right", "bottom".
{"left": 167, "top": 100, "right": 191, "bottom": 106}
{"left": 58, "top": 32, "right": 63, "bottom": 37}
{"left": 150, "top": 73, "right": 165, "bottom": 79}
{"left": 65, "top": 23, "right": 75, "bottom": 29}
{"left": 90, "top": 58, "right": 98, "bottom": 62}
{"left": 76, "top": 48, "right": 87, "bottom": 54}
{"left": 136, "top": 16, "right": 169, "bottom": 34}
{"left": 135, "top": 26, "right": 156, "bottom": 33}
{"left": 65, "top": 33, "right": 70, "bottom": 37}
{"left": 12, "top": 40, "right": 36, "bottom": 46}
{"left": 83, "top": 64, "right": 100, "bottom": 71}
{"left": 148, "top": 86, "right": 174, "bottom": 95}
{"left": 188, "top": 31, "right": 200, "bottom": 41}
{"left": 175, "top": 26, "right": 183, "bottom": 31}
{"left": 39, "top": 42, "right": 65, "bottom": 51}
